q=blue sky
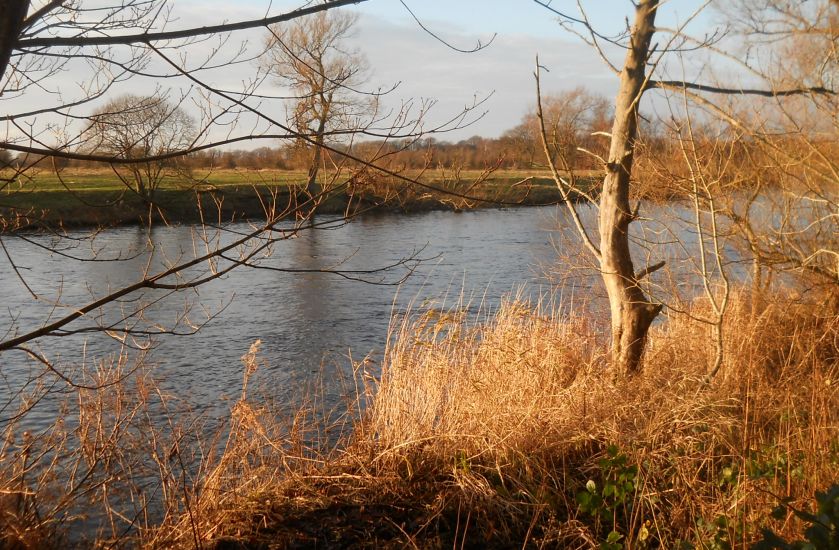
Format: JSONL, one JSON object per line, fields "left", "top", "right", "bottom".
{"left": 175, "top": 0, "right": 646, "bottom": 139}
{"left": 8, "top": 1, "right": 723, "bottom": 147}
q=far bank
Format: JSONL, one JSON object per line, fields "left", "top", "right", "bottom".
{"left": 0, "top": 169, "right": 598, "bottom": 230}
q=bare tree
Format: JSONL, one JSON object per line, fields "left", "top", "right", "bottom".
{"left": 84, "top": 93, "right": 196, "bottom": 204}
{"left": 0, "top": 0, "right": 490, "bottom": 354}
{"left": 263, "top": 9, "right": 372, "bottom": 198}
{"left": 532, "top": 0, "right": 837, "bottom": 374}
{"left": 721, "top": 1, "right": 839, "bottom": 296}
{"left": 505, "top": 86, "right": 611, "bottom": 170}
{"left": 0, "top": 0, "right": 510, "bottom": 424}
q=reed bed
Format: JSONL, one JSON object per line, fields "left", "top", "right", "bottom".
{"left": 0, "top": 289, "right": 835, "bottom": 548}
{"left": 156, "top": 289, "right": 838, "bottom": 549}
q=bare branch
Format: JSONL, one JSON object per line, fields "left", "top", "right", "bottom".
{"left": 17, "top": 0, "right": 369, "bottom": 48}
{"left": 648, "top": 80, "right": 835, "bottom": 96}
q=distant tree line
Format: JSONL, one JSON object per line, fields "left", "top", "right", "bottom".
{"left": 7, "top": 85, "right": 833, "bottom": 194}
{"left": 3, "top": 87, "right": 618, "bottom": 174}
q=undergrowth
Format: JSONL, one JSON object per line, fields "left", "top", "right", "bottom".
{"left": 167, "top": 289, "right": 838, "bottom": 549}
{"left": 1, "top": 289, "right": 836, "bottom": 548}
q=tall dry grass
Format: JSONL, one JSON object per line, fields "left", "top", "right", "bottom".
{"left": 0, "top": 288, "right": 834, "bottom": 548}
{"left": 168, "top": 288, "right": 837, "bottom": 549}
{"left": 0, "top": 353, "right": 210, "bottom": 548}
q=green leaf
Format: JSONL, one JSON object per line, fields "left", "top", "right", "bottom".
{"left": 606, "top": 530, "right": 623, "bottom": 543}
{"left": 576, "top": 490, "right": 591, "bottom": 509}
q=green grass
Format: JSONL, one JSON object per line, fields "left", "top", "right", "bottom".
{"left": 4, "top": 168, "right": 584, "bottom": 193}
{"left": 0, "top": 168, "right": 590, "bottom": 228}
{"left": 4, "top": 168, "right": 308, "bottom": 192}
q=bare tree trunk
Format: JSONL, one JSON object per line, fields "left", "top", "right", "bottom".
{"left": 599, "top": 0, "right": 662, "bottom": 374}
{"left": 0, "top": 0, "right": 28, "bottom": 85}
{"left": 307, "top": 115, "right": 327, "bottom": 198}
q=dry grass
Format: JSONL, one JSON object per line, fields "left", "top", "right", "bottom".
{"left": 0, "top": 289, "right": 834, "bottom": 548}
{"left": 154, "top": 288, "right": 839, "bottom": 549}
{"left": 0, "top": 353, "right": 211, "bottom": 549}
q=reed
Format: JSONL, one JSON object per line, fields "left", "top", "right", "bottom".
{"left": 171, "top": 288, "right": 838, "bottom": 548}
{"left": 1, "top": 287, "right": 835, "bottom": 548}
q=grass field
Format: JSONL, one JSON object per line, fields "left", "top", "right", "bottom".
{"left": 4, "top": 167, "right": 575, "bottom": 192}
{"left": 4, "top": 168, "right": 308, "bottom": 192}
{"left": 0, "top": 168, "right": 586, "bottom": 228}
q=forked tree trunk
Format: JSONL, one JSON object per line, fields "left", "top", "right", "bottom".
{"left": 306, "top": 116, "right": 326, "bottom": 198}
{"left": 599, "top": 0, "right": 662, "bottom": 374}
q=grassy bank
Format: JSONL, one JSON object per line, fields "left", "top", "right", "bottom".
{"left": 140, "top": 289, "right": 836, "bottom": 549}
{"left": 1, "top": 288, "right": 837, "bottom": 547}
{"left": 0, "top": 169, "right": 585, "bottom": 229}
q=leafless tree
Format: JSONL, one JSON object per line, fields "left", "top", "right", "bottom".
{"left": 263, "top": 9, "right": 373, "bottom": 199}
{"left": 532, "top": 0, "right": 837, "bottom": 374}
{"left": 505, "top": 86, "right": 611, "bottom": 170}
{"left": 0, "top": 0, "right": 495, "bottom": 359}
{"left": 719, "top": 1, "right": 839, "bottom": 297}
{"left": 84, "top": 93, "right": 196, "bottom": 204}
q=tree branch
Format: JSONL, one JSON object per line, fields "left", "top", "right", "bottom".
{"left": 18, "top": 0, "right": 368, "bottom": 49}
{"left": 634, "top": 260, "right": 665, "bottom": 281}
{"left": 648, "top": 80, "right": 835, "bottom": 97}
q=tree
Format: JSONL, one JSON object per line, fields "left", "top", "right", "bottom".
{"left": 533, "top": 0, "right": 837, "bottom": 374}
{"left": 1, "top": 0, "right": 471, "bottom": 355}
{"left": 84, "top": 94, "right": 196, "bottom": 203}
{"left": 722, "top": 1, "right": 839, "bottom": 294}
{"left": 504, "top": 87, "right": 611, "bottom": 170}
{"left": 262, "top": 9, "right": 372, "bottom": 198}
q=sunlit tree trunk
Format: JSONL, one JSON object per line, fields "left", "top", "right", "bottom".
{"left": 599, "top": 0, "right": 662, "bottom": 374}
{"left": 307, "top": 110, "right": 328, "bottom": 197}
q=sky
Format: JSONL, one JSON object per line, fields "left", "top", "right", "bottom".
{"left": 267, "top": 0, "right": 719, "bottom": 139}
{"left": 6, "top": 0, "right": 724, "bottom": 149}
{"left": 164, "top": 0, "right": 637, "bottom": 140}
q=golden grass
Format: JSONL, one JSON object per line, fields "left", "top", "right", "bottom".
{"left": 0, "top": 288, "right": 834, "bottom": 548}
{"left": 153, "top": 288, "right": 838, "bottom": 549}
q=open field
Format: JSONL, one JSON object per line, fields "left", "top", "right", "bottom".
{"left": 4, "top": 168, "right": 584, "bottom": 192}
{"left": 5, "top": 168, "right": 310, "bottom": 192}
{"left": 0, "top": 168, "right": 592, "bottom": 229}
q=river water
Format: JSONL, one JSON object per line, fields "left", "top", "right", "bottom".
{"left": 1, "top": 202, "right": 756, "bottom": 539}
{"left": 1, "top": 206, "right": 607, "bottom": 429}
{"left": 1, "top": 200, "right": 748, "bottom": 435}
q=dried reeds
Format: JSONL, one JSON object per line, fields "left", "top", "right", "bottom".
{"left": 2, "top": 287, "right": 836, "bottom": 548}
{"left": 177, "top": 288, "right": 838, "bottom": 548}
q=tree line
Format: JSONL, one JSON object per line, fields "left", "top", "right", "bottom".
{"left": 5, "top": 86, "right": 611, "bottom": 173}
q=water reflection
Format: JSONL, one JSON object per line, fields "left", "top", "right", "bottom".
{"left": 1, "top": 202, "right": 743, "bottom": 430}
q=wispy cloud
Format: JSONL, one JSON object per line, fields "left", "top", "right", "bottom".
{"left": 354, "top": 13, "right": 617, "bottom": 139}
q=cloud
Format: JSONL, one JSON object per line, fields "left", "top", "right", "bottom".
{"left": 3, "top": 1, "right": 623, "bottom": 150}
{"left": 355, "top": 13, "right": 618, "bottom": 139}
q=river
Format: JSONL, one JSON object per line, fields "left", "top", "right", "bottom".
{"left": 0, "top": 202, "right": 758, "bottom": 540}
{"left": 1, "top": 199, "right": 751, "bottom": 436}
{"left": 2, "top": 206, "right": 604, "bottom": 429}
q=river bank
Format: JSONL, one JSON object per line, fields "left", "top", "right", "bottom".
{"left": 0, "top": 204, "right": 835, "bottom": 547}
{"left": 0, "top": 170, "right": 592, "bottom": 231}
{"left": 158, "top": 289, "right": 837, "bottom": 548}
